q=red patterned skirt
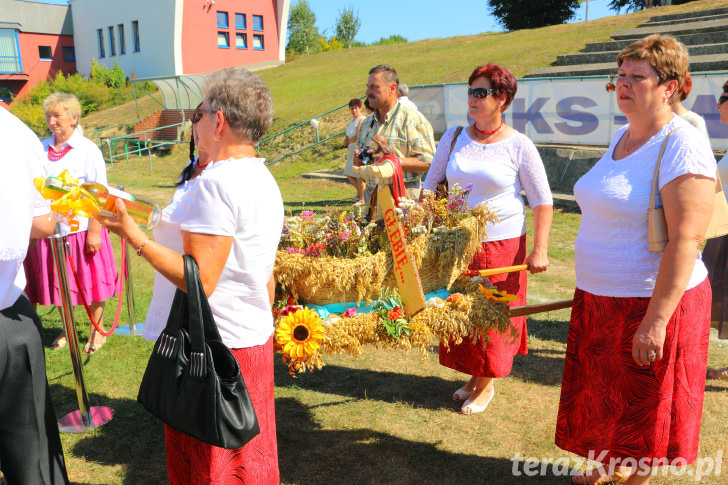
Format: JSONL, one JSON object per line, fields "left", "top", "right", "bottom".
{"left": 555, "top": 279, "right": 711, "bottom": 464}
{"left": 439, "top": 234, "right": 528, "bottom": 378}
{"left": 165, "top": 336, "right": 279, "bottom": 484}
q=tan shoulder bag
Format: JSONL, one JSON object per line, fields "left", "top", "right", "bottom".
{"left": 648, "top": 130, "right": 728, "bottom": 252}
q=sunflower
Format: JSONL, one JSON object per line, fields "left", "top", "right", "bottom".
{"left": 276, "top": 307, "right": 325, "bottom": 359}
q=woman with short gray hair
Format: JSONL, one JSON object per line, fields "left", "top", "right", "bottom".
{"left": 99, "top": 67, "right": 283, "bottom": 483}
{"left": 24, "top": 91, "right": 117, "bottom": 354}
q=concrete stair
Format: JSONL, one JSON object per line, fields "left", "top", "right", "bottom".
{"left": 525, "top": 6, "right": 728, "bottom": 78}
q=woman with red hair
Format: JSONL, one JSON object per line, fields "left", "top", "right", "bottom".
{"left": 669, "top": 71, "right": 708, "bottom": 138}
{"left": 423, "top": 63, "right": 553, "bottom": 414}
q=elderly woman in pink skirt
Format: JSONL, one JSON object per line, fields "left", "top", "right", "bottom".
{"left": 24, "top": 92, "right": 118, "bottom": 354}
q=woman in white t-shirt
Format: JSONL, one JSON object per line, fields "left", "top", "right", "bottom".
{"left": 100, "top": 68, "right": 283, "bottom": 484}
{"left": 343, "top": 98, "right": 366, "bottom": 205}
{"left": 701, "top": 80, "right": 728, "bottom": 382}
{"left": 555, "top": 35, "right": 716, "bottom": 485}
{"left": 422, "top": 63, "right": 553, "bottom": 416}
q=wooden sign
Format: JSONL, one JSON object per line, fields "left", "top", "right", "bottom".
{"left": 378, "top": 185, "right": 427, "bottom": 316}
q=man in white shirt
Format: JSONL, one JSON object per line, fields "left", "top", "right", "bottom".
{"left": 397, "top": 83, "right": 419, "bottom": 112}
{"left": 0, "top": 108, "right": 69, "bottom": 484}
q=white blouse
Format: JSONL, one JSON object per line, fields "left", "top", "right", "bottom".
{"left": 0, "top": 109, "right": 50, "bottom": 310}
{"left": 41, "top": 129, "right": 108, "bottom": 235}
{"left": 143, "top": 157, "right": 284, "bottom": 349}
{"left": 574, "top": 116, "right": 715, "bottom": 297}
{"left": 423, "top": 127, "right": 553, "bottom": 241}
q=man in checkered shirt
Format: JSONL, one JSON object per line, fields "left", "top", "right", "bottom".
{"left": 356, "top": 64, "right": 435, "bottom": 200}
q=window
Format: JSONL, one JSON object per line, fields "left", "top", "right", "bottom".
{"left": 0, "top": 84, "right": 12, "bottom": 101}
{"left": 217, "top": 11, "right": 228, "bottom": 28}
{"left": 108, "top": 26, "right": 116, "bottom": 56}
{"left": 62, "top": 46, "right": 75, "bottom": 62}
{"left": 118, "top": 24, "right": 126, "bottom": 54}
{"left": 253, "top": 34, "right": 263, "bottom": 50}
{"left": 235, "top": 33, "right": 247, "bottom": 49}
{"left": 132, "top": 20, "right": 140, "bottom": 52}
{"left": 38, "top": 45, "right": 52, "bottom": 60}
{"left": 97, "top": 28, "right": 105, "bottom": 57}
{"left": 252, "top": 15, "right": 263, "bottom": 31}
{"left": 235, "top": 13, "right": 246, "bottom": 29}
{"left": 217, "top": 32, "right": 229, "bottom": 48}
{"left": 0, "top": 29, "right": 21, "bottom": 73}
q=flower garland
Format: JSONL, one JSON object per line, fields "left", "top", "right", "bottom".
{"left": 273, "top": 274, "right": 517, "bottom": 376}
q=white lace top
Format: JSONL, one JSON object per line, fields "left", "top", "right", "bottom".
{"left": 423, "top": 127, "right": 553, "bottom": 241}
{"left": 574, "top": 116, "right": 715, "bottom": 297}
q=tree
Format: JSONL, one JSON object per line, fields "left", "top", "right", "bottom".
{"left": 371, "top": 35, "right": 408, "bottom": 46}
{"left": 335, "top": 7, "right": 361, "bottom": 49}
{"left": 487, "top": 0, "right": 580, "bottom": 31}
{"left": 608, "top": 0, "right": 693, "bottom": 13}
{"left": 607, "top": 0, "right": 642, "bottom": 12}
{"left": 286, "top": 0, "right": 320, "bottom": 55}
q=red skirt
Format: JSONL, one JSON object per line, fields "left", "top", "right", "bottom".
{"left": 439, "top": 234, "right": 528, "bottom": 378}
{"left": 165, "top": 336, "right": 279, "bottom": 484}
{"left": 555, "top": 279, "right": 711, "bottom": 464}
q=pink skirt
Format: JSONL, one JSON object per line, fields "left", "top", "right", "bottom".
{"left": 439, "top": 234, "right": 528, "bottom": 378}
{"left": 165, "top": 336, "right": 279, "bottom": 484}
{"left": 555, "top": 279, "right": 711, "bottom": 464}
{"left": 23, "top": 229, "right": 119, "bottom": 306}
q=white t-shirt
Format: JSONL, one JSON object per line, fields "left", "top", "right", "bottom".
{"left": 144, "top": 157, "right": 283, "bottom": 349}
{"left": 574, "top": 116, "right": 715, "bottom": 297}
{"left": 716, "top": 154, "right": 728, "bottom": 202}
{"left": 42, "top": 129, "right": 108, "bottom": 235}
{"left": 0, "top": 108, "right": 51, "bottom": 310}
{"left": 398, "top": 96, "right": 419, "bottom": 112}
{"left": 142, "top": 163, "right": 195, "bottom": 342}
{"left": 423, "top": 127, "right": 553, "bottom": 241}
{"left": 679, "top": 110, "right": 708, "bottom": 139}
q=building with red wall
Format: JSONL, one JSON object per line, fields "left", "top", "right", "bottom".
{"left": 0, "top": 0, "right": 76, "bottom": 107}
{"left": 71, "top": 0, "right": 289, "bottom": 80}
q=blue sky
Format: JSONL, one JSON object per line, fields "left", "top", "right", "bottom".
{"left": 42, "top": 0, "right": 619, "bottom": 44}
{"left": 307, "top": 0, "right": 619, "bottom": 44}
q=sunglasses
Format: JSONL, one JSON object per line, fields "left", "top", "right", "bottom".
{"left": 191, "top": 106, "right": 215, "bottom": 124}
{"left": 719, "top": 94, "right": 728, "bottom": 106}
{"left": 468, "top": 87, "right": 495, "bottom": 99}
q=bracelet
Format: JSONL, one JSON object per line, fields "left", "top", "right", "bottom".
{"left": 136, "top": 239, "right": 150, "bottom": 256}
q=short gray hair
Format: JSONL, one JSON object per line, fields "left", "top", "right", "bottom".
{"left": 203, "top": 67, "right": 273, "bottom": 143}
{"left": 369, "top": 64, "right": 399, "bottom": 87}
{"left": 398, "top": 83, "right": 408, "bottom": 96}
{"left": 42, "top": 92, "right": 82, "bottom": 122}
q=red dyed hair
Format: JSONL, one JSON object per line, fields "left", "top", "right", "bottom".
{"left": 468, "top": 63, "right": 517, "bottom": 111}
{"left": 677, "top": 71, "right": 692, "bottom": 101}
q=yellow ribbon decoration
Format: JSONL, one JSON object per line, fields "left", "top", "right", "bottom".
{"left": 34, "top": 170, "right": 102, "bottom": 232}
{"left": 478, "top": 284, "right": 517, "bottom": 303}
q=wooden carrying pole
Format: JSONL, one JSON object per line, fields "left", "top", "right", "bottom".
{"left": 479, "top": 264, "right": 574, "bottom": 317}
{"left": 508, "top": 299, "right": 574, "bottom": 318}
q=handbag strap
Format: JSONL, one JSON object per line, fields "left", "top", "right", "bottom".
{"left": 183, "top": 254, "right": 225, "bottom": 378}
{"left": 649, "top": 128, "right": 676, "bottom": 211}
{"left": 439, "top": 126, "right": 464, "bottom": 187}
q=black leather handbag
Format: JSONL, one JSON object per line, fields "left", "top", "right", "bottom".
{"left": 137, "top": 254, "right": 260, "bottom": 449}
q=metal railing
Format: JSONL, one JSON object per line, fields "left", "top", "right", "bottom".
{"left": 103, "top": 122, "right": 186, "bottom": 170}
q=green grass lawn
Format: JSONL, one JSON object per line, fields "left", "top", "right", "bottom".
{"left": 32, "top": 1, "right": 728, "bottom": 482}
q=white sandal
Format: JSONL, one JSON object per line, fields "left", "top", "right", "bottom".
{"left": 461, "top": 386, "right": 495, "bottom": 415}
{"left": 453, "top": 386, "right": 474, "bottom": 401}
